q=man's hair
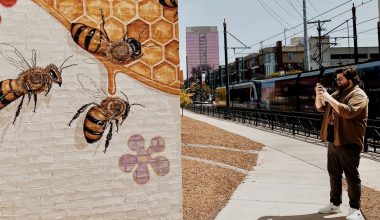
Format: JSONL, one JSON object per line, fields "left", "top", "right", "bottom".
{"left": 334, "top": 66, "right": 360, "bottom": 85}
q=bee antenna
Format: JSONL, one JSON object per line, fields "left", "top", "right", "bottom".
{"left": 138, "top": 27, "right": 148, "bottom": 41}
{"left": 61, "top": 63, "right": 78, "bottom": 70}
{"left": 120, "top": 91, "right": 129, "bottom": 103}
{"left": 60, "top": 55, "right": 74, "bottom": 69}
{"left": 130, "top": 103, "right": 145, "bottom": 108}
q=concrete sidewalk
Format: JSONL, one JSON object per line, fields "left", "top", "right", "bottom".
{"left": 183, "top": 110, "right": 380, "bottom": 220}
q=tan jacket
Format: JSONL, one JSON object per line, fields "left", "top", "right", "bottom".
{"left": 317, "top": 85, "right": 369, "bottom": 148}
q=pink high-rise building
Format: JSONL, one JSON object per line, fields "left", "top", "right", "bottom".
{"left": 186, "top": 26, "right": 219, "bottom": 79}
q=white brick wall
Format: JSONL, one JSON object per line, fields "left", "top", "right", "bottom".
{"left": 0, "top": 1, "right": 182, "bottom": 219}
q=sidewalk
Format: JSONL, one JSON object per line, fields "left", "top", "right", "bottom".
{"left": 183, "top": 110, "right": 380, "bottom": 220}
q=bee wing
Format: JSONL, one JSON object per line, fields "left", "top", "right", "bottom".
{"left": 31, "top": 49, "right": 37, "bottom": 68}
{"left": 82, "top": 57, "right": 106, "bottom": 65}
{"left": 77, "top": 73, "right": 107, "bottom": 99}
{"left": 0, "top": 43, "right": 32, "bottom": 71}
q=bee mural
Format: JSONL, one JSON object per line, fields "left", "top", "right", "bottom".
{"left": 68, "top": 76, "right": 144, "bottom": 153}
{"left": 70, "top": 9, "right": 144, "bottom": 65}
{"left": 0, "top": 43, "right": 76, "bottom": 124}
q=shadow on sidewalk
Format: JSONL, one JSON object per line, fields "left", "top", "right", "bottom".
{"left": 258, "top": 213, "right": 346, "bottom": 220}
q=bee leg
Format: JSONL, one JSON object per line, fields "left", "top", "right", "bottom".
{"left": 0, "top": 92, "right": 9, "bottom": 101}
{"left": 45, "top": 83, "right": 52, "bottom": 96}
{"left": 26, "top": 93, "right": 32, "bottom": 105}
{"left": 33, "top": 94, "right": 37, "bottom": 112}
{"left": 104, "top": 122, "right": 113, "bottom": 153}
{"left": 68, "top": 102, "right": 98, "bottom": 126}
{"left": 115, "top": 120, "right": 119, "bottom": 133}
{"left": 12, "top": 95, "right": 25, "bottom": 124}
{"left": 100, "top": 9, "right": 111, "bottom": 42}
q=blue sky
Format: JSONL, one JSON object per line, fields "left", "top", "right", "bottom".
{"left": 178, "top": 0, "right": 379, "bottom": 76}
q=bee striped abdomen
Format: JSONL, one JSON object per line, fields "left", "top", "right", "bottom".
{"left": 71, "top": 23, "right": 103, "bottom": 53}
{"left": 159, "top": 0, "right": 177, "bottom": 7}
{"left": 0, "top": 79, "right": 23, "bottom": 110}
{"left": 83, "top": 107, "right": 107, "bottom": 143}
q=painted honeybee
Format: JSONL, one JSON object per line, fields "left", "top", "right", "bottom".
{"left": 159, "top": 0, "right": 178, "bottom": 17}
{"left": 70, "top": 9, "right": 143, "bottom": 65}
{"left": 68, "top": 76, "right": 144, "bottom": 153}
{"left": 159, "top": 0, "right": 178, "bottom": 8}
{"left": 0, "top": 43, "right": 76, "bottom": 124}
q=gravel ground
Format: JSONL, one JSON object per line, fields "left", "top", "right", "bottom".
{"left": 181, "top": 116, "right": 380, "bottom": 220}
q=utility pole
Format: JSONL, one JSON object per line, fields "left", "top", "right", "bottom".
{"left": 352, "top": 3, "right": 359, "bottom": 64}
{"left": 186, "top": 55, "right": 189, "bottom": 88}
{"left": 303, "top": 0, "right": 311, "bottom": 71}
{"left": 223, "top": 19, "right": 230, "bottom": 110}
{"left": 308, "top": 19, "right": 331, "bottom": 64}
{"left": 378, "top": 0, "right": 380, "bottom": 55}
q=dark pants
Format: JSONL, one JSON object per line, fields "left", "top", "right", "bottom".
{"left": 327, "top": 142, "right": 362, "bottom": 209}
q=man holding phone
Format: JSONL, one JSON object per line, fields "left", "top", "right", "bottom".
{"left": 315, "top": 67, "right": 368, "bottom": 220}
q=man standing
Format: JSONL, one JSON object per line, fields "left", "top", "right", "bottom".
{"left": 315, "top": 67, "right": 368, "bottom": 220}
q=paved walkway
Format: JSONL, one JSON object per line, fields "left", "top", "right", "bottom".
{"left": 183, "top": 110, "right": 380, "bottom": 220}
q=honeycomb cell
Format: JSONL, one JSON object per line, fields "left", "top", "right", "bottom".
{"left": 165, "top": 40, "right": 179, "bottom": 65}
{"left": 86, "top": 0, "right": 110, "bottom": 23}
{"left": 44, "top": 0, "right": 54, "bottom": 6}
{"left": 163, "top": 6, "right": 178, "bottom": 23}
{"left": 152, "top": 19, "right": 173, "bottom": 45}
{"left": 175, "top": 23, "right": 178, "bottom": 39}
{"left": 129, "top": 62, "right": 151, "bottom": 78}
{"left": 75, "top": 15, "right": 98, "bottom": 29}
{"left": 126, "top": 19, "right": 150, "bottom": 43}
{"left": 113, "top": 0, "right": 137, "bottom": 23}
{"left": 153, "top": 62, "right": 176, "bottom": 84}
{"left": 138, "top": 0, "right": 161, "bottom": 22}
{"left": 104, "top": 18, "right": 125, "bottom": 42}
{"left": 141, "top": 41, "right": 162, "bottom": 66}
{"left": 56, "top": 0, "right": 84, "bottom": 21}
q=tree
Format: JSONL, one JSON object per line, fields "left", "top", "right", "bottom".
{"left": 180, "top": 89, "right": 193, "bottom": 117}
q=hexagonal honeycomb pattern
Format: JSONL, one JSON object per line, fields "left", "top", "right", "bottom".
{"left": 33, "top": 0, "right": 180, "bottom": 95}
{"left": 126, "top": 19, "right": 149, "bottom": 43}
{"left": 153, "top": 62, "right": 176, "bottom": 85}
{"left": 152, "top": 19, "right": 173, "bottom": 45}
{"left": 113, "top": 0, "right": 136, "bottom": 22}
{"left": 141, "top": 41, "right": 162, "bottom": 66}
{"left": 86, "top": 0, "right": 110, "bottom": 23}
{"left": 56, "top": 0, "right": 83, "bottom": 21}
{"left": 138, "top": 0, "right": 161, "bottom": 22}
{"left": 165, "top": 40, "right": 179, "bottom": 65}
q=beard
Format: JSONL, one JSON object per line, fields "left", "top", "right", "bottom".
{"left": 338, "top": 81, "right": 350, "bottom": 90}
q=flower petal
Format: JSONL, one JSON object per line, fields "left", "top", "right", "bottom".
{"left": 149, "top": 156, "right": 170, "bottom": 176}
{"left": 133, "top": 163, "right": 150, "bottom": 184}
{"left": 119, "top": 154, "right": 137, "bottom": 173}
{"left": 148, "top": 136, "right": 165, "bottom": 154}
{"left": 128, "top": 134, "right": 145, "bottom": 153}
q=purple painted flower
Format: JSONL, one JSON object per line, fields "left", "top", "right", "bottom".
{"left": 119, "top": 134, "right": 170, "bottom": 184}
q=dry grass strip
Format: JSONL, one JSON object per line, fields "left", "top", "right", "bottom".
{"left": 181, "top": 116, "right": 263, "bottom": 151}
{"left": 182, "top": 159, "right": 245, "bottom": 220}
{"left": 182, "top": 116, "right": 262, "bottom": 220}
{"left": 343, "top": 181, "right": 380, "bottom": 220}
{"left": 182, "top": 146, "right": 258, "bottom": 171}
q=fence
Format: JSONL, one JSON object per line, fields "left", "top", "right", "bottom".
{"left": 185, "top": 106, "right": 380, "bottom": 154}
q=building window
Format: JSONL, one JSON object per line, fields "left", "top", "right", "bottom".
{"left": 287, "top": 52, "right": 293, "bottom": 61}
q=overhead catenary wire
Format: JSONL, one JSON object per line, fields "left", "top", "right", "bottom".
{"left": 257, "top": 0, "right": 291, "bottom": 28}
{"left": 220, "top": 0, "right": 375, "bottom": 64}
{"left": 272, "top": 0, "right": 301, "bottom": 22}
{"left": 287, "top": 0, "right": 303, "bottom": 18}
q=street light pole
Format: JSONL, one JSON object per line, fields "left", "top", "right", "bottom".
{"left": 224, "top": 19, "right": 230, "bottom": 110}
